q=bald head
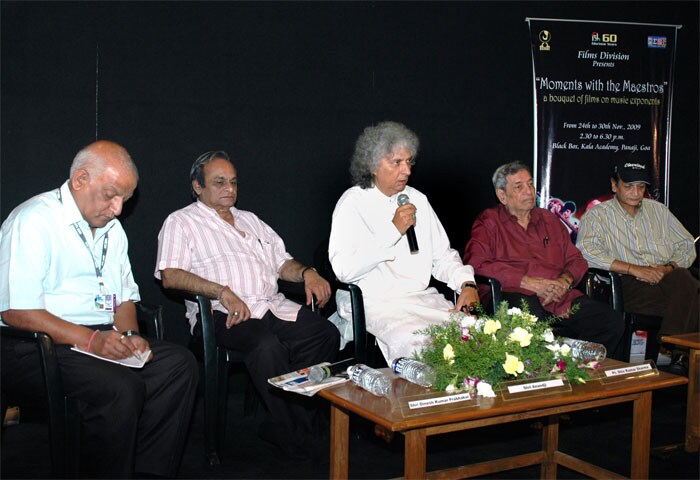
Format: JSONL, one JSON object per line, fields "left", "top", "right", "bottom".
{"left": 70, "top": 140, "right": 138, "bottom": 180}
{"left": 68, "top": 141, "right": 139, "bottom": 231}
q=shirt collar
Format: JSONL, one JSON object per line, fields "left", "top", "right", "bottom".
{"left": 496, "top": 204, "right": 542, "bottom": 222}
{"left": 195, "top": 199, "right": 239, "bottom": 218}
{"left": 612, "top": 195, "right": 644, "bottom": 219}
{"left": 368, "top": 185, "right": 410, "bottom": 205}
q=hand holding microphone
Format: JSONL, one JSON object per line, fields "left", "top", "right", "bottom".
{"left": 397, "top": 194, "right": 419, "bottom": 254}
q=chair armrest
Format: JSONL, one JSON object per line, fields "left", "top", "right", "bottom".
{"left": 474, "top": 274, "right": 502, "bottom": 312}
{"left": 135, "top": 301, "right": 165, "bottom": 340}
{"left": 583, "top": 268, "right": 624, "bottom": 314}
{"left": 277, "top": 280, "right": 317, "bottom": 312}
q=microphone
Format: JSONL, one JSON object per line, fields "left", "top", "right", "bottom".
{"left": 307, "top": 357, "right": 356, "bottom": 384}
{"left": 397, "top": 193, "right": 419, "bottom": 254}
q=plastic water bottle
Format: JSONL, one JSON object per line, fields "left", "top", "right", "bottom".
{"left": 391, "top": 357, "right": 436, "bottom": 387}
{"left": 563, "top": 338, "right": 607, "bottom": 362}
{"left": 347, "top": 364, "right": 392, "bottom": 397}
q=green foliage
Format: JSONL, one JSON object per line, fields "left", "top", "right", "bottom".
{"left": 416, "top": 301, "right": 592, "bottom": 391}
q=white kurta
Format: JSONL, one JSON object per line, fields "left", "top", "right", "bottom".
{"left": 328, "top": 185, "right": 474, "bottom": 361}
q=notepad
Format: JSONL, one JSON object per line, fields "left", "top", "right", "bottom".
{"left": 70, "top": 347, "right": 151, "bottom": 368}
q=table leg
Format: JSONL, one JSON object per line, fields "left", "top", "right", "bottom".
{"left": 631, "top": 391, "right": 652, "bottom": 479}
{"left": 540, "top": 414, "right": 559, "bottom": 479}
{"left": 404, "top": 429, "right": 427, "bottom": 480}
{"left": 329, "top": 404, "right": 349, "bottom": 480}
{"left": 686, "top": 348, "right": 699, "bottom": 452}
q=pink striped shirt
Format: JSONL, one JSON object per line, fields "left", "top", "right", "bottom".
{"left": 155, "top": 201, "right": 301, "bottom": 330}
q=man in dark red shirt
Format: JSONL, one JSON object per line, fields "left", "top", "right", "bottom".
{"left": 464, "top": 161, "right": 624, "bottom": 359}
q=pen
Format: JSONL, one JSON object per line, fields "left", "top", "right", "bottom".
{"left": 113, "top": 325, "right": 144, "bottom": 361}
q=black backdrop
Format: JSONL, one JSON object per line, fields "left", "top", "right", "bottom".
{"left": 2, "top": 1, "right": 698, "bottom": 345}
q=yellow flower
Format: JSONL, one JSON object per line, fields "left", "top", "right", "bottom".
{"left": 503, "top": 353, "right": 524, "bottom": 375}
{"left": 443, "top": 344, "right": 455, "bottom": 365}
{"left": 508, "top": 327, "right": 533, "bottom": 347}
{"left": 483, "top": 319, "right": 501, "bottom": 335}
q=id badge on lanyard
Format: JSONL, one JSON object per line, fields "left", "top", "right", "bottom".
{"left": 59, "top": 189, "right": 119, "bottom": 312}
{"left": 71, "top": 222, "right": 117, "bottom": 312}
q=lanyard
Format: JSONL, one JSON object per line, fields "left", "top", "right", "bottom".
{"left": 72, "top": 223, "right": 109, "bottom": 290}
{"left": 57, "top": 187, "right": 110, "bottom": 291}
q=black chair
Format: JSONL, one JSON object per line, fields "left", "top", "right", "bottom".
{"left": 178, "top": 281, "right": 315, "bottom": 467}
{"left": 313, "top": 241, "right": 381, "bottom": 367}
{"left": 0, "top": 301, "right": 164, "bottom": 479}
{"left": 179, "top": 292, "right": 243, "bottom": 467}
{"left": 314, "top": 240, "right": 503, "bottom": 368}
{"left": 583, "top": 268, "right": 661, "bottom": 362}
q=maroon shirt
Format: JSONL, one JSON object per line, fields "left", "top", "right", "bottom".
{"left": 463, "top": 205, "right": 586, "bottom": 316}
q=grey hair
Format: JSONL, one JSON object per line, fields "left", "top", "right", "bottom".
{"left": 189, "top": 150, "right": 232, "bottom": 199}
{"left": 70, "top": 141, "right": 138, "bottom": 180}
{"left": 492, "top": 161, "right": 531, "bottom": 191}
{"left": 350, "top": 121, "right": 419, "bottom": 188}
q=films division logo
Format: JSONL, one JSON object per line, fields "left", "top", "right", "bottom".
{"left": 647, "top": 36, "right": 667, "bottom": 48}
{"left": 591, "top": 31, "right": 618, "bottom": 46}
{"left": 539, "top": 30, "right": 551, "bottom": 51}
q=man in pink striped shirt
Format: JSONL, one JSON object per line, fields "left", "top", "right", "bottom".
{"left": 155, "top": 150, "right": 340, "bottom": 459}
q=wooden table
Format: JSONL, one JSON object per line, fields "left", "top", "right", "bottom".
{"left": 319, "top": 360, "right": 687, "bottom": 479}
{"left": 660, "top": 332, "right": 699, "bottom": 452}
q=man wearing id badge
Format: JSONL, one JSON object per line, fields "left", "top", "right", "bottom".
{"left": 0, "top": 141, "right": 198, "bottom": 478}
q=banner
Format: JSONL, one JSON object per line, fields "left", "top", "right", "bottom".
{"left": 527, "top": 18, "right": 679, "bottom": 243}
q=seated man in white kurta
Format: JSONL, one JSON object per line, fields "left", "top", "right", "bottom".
{"left": 329, "top": 121, "right": 479, "bottom": 363}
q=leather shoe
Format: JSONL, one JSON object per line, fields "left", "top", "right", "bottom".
{"left": 666, "top": 353, "right": 689, "bottom": 376}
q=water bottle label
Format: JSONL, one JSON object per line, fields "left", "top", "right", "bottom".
{"left": 391, "top": 357, "right": 409, "bottom": 375}
{"left": 349, "top": 364, "right": 367, "bottom": 384}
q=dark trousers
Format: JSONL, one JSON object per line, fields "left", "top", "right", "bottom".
{"left": 1, "top": 332, "right": 198, "bottom": 478}
{"left": 213, "top": 307, "right": 339, "bottom": 443}
{"left": 501, "top": 293, "right": 626, "bottom": 360}
{"left": 621, "top": 267, "right": 700, "bottom": 337}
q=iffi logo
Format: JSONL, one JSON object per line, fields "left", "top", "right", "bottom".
{"left": 648, "top": 36, "right": 667, "bottom": 48}
{"left": 592, "top": 32, "right": 617, "bottom": 46}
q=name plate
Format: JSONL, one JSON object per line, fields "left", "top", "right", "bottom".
{"left": 499, "top": 375, "right": 572, "bottom": 401}
{"left": 408, "top": 392, "right": 473, "bottom": 410}
{"left": 600, "top": 360, "right": 658, "bottom": 385}
{"left": 398, "top": 390, "right": 478, "bottom": 417}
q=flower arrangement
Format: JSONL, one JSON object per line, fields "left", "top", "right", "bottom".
{"left": 416, "top": 302, "right": 600, "bottom": 397}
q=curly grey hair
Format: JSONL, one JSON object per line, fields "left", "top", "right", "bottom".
{"left": 189, "top": 150, "right": 232, "bottom": 199}
{"left": 350, "top": 121, "right": 419, "bottom": 188}
{"left": 492, "top": 161, "right": 531, "bottom": 191}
